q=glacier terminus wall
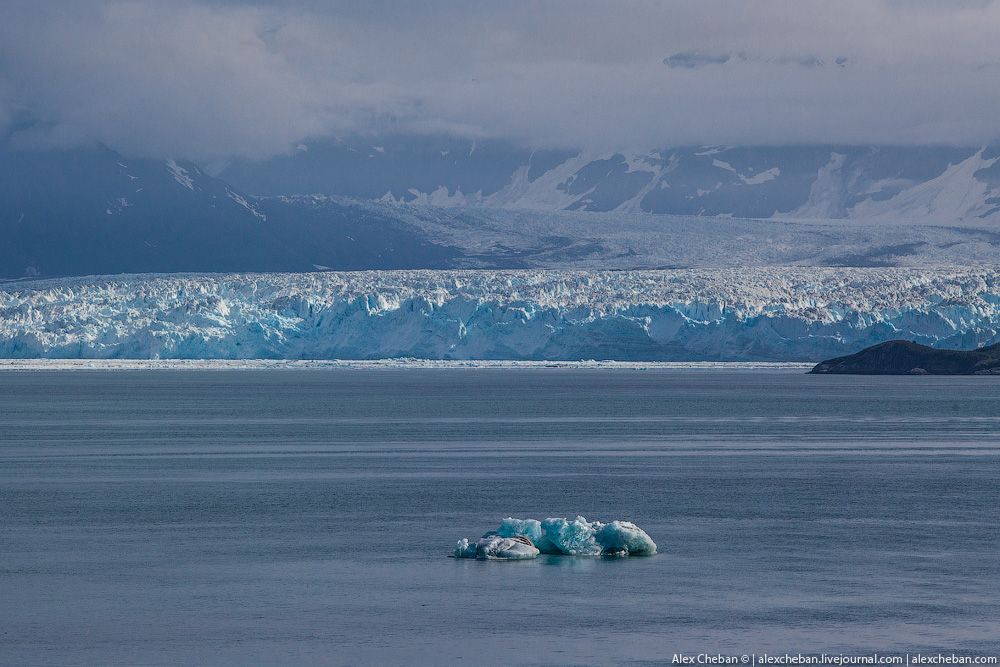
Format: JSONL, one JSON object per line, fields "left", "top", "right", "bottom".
{"left": 2, "top": 269, "right": 1000, "bottom": 361}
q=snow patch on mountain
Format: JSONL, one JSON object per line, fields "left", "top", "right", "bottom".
{"left": 742, "top": 166, "right": 780, "bottom": 185}
{"left": 166, "top": 159, "right": 195, "bottom": 190}
{"left": 402, "top": 186, "right": 482, "bottom": 208}
{"left": 849, "top": 149, "right": 1000, "bottom": 222}
{"left": 704, "top": 158, "right": 779, "bottom": 187}
{"left": 226, "top": 189, "right": 266, "bottom": 221}
{"left": 483, "top": 152, "right": 600, "bottom": 211}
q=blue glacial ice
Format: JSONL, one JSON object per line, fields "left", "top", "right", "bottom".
{"left": 541, "top": 516, "right": 602, "bottom": 556}
{"left": 497, "top": 517, "right": 560, "bottom": 553}
{"left": 5, "top": 268, "right": 1000, "bottom": 361}
{"left": 454, "top": 517, "right": 657, "bottom": 559}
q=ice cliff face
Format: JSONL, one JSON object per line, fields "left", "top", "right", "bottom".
{"left": 3, "top": 269, "right": 1000, "bottom": 361}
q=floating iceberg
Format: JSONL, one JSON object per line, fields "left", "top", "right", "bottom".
{"left": 453, "top": 516, "right": 657, "bottom": 560}
{"left": 454, "top": 534, "right": 540, "bottom": 560}
{"left": 595, "top": 521, "right": 659, "bottom": 557}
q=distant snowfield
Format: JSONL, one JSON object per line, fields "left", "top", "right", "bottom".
{"left": 285, "top": 197, "right": 1000, "bottom": 270}
{"left": 4, "top": 268, "right": 1000, "bottom": 361}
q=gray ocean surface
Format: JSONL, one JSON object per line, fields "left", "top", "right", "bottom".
{"left": 1, "top": 369, "right": 999, "bottom": 666}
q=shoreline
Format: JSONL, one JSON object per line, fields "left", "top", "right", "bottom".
{"left": 0, "top": 358, "right": 815, "bottom": 371}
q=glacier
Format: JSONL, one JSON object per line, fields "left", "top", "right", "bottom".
{"left": 279, "top": 196, "right": 1000, "bottom": 270}
{"left": 3, "top": 268, "right": 1000, "bottom": 361}
{"left": 453, "top": 517, "right": 657, "bottom": 559}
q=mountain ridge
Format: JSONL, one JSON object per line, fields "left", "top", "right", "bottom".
{"left": 0, "top": 143, "right": 460, "bottom": 278}
{"left": 810, "top": 340, "right": 1000, "bottom": 375}
{"left": 219, "top": 138, "right": 1000, "bottom": 222}
{"left": 5, "top": 139, "right": 1000, "bottom": 278}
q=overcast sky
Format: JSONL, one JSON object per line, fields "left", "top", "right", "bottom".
{"left": 2, "top": 0, "right": 1000, "bottom": 160}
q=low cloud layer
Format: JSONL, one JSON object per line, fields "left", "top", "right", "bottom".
{"left": 2, "top": 0, "right": 1000, "bottom": 160}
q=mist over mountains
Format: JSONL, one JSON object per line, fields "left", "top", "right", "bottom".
{"left": 3, "top": 136, "right": 1000, "bottom": 279}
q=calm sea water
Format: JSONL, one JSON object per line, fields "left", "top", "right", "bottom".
{"left": 2, "top": 369, "right": 999, "bottom": 666}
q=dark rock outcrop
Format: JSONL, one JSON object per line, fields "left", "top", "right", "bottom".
{"left": 810, "top": 340, "right": 1000, "bottom": 375}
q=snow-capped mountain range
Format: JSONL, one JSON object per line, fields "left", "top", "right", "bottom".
{"left": 221, "top": 138, "right": 1000, "bottom": 223}
{"left": 0, "top": 143, "right": 456, "bottom": 278}
{"left": 3, "top": 269, "right": 1000, "bottom": 361}
{"left": 4, "top": 137, "right": 1000, "bottom": 278}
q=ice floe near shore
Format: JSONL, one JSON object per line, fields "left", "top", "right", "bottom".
{"left": 453, "top": 517, "right": 657, "bottom": 560}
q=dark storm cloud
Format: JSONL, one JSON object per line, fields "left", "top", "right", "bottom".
{"left": 1, "top": 0, "right": 999, "bottom": 159}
